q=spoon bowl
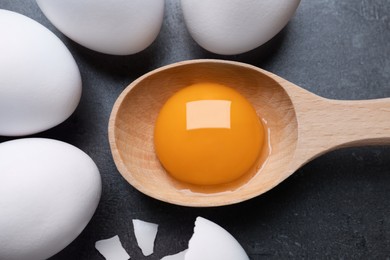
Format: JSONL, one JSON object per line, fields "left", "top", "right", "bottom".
{"left": 109, "top": 59, "right": 390, "bottom": 207}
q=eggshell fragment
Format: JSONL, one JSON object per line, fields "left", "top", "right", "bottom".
{"left": 161, "top": 250, "right": 188, "bottom": 260}
{"left": 95, "top": 236, "right": 130, "bottom": 260}
{"left": 0, "top": 138, "right": 102, "bottom": 260}
{"left": 133, "top": 219, "right": 159, "bottom": 256}
{"left": 181, "top": 0, "right": 301, "bottom": 55}
{"left": 36, "top": 0, "right": 165, "bottom": 55}
{"left": 0, "top": 10, "right": 81, "bottom": 136}
{"left": 185, "top": 217, "right": 249, "bottom": 260}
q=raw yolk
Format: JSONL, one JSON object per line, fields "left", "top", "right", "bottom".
{"left": 154, "top": 83, "right": 265, "bottom": 186}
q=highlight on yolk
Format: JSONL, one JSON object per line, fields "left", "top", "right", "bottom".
{"left": 154, "top": 82, "right": 265, "bottom": 186}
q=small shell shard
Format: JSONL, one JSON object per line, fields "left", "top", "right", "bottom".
{"left": 132, "top": 219, "right": 159, "bottom": 256}
{"left": 95, "top": 235, "right": 130, "bottom": 260}
{"left": 160, "top": 249, "right": 188, "bottom": 260}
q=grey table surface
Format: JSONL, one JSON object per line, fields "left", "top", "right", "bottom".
{"left": 1, "top": 0, "right": 389, "bottom": 259}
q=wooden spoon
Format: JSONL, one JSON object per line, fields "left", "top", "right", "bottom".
{"left": 108, "top": 59, "right": 390, "bottom": 207}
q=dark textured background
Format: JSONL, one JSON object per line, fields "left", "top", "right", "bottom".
{"left": 1, "top": 0, "right": 389, "bottom": 259}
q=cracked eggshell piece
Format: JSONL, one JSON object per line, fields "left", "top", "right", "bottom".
{"left": 95, "top": 235, "right": 130, "bottom": 260}
{"left": 185, "top": 217, "right": 249, "bottom": 260}
{"left": 0, "top": 10, "right": 81, "bottom": 136}
{"left": 181, "top": 0, "right": 301, "bottom": 55}
{"left": 36, "top": 0, "right": 165, "bottom": 55}
{"left": 132, "top": 219, "right": 159, "bottom": 256}
{"left": 161, "top": 250, "right": 188, "bottom": 260}
{"left": 0, "top": 138, "right": 102, "bottom": 260}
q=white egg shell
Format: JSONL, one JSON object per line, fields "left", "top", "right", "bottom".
{"left": 0, "top": 138, "right": 102, "bottom": 260}
{"left": 185, "top": 217, "right": 249, "bottom": 260}
{"left": 133, "top": 219, "right": 159, "bottom": 256}
{"left": 95, "top": 235, "right": 130, "bottom": 260}
{"left": 0, "top": 10, "right": 81, "bottom": 137}
{"left": 36, "top": 0, "right": 165, "bottom": 55}
{"left": 161, "top": 250, "right": 187, "bottom": 260}
{"left": 181, "top": 0, "right": 301, "bottom": 55}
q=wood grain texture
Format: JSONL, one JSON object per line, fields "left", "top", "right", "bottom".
{"left": 261, "top": 70, "right": 390, "bottom": 171}
{"left": 109, "top": 59, "right": 390, "bottom": 207}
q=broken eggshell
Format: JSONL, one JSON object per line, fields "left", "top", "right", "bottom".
{"left": 161, "top": 250, "right": 188, "bottom": 260}
{"left": 94, "top": 217, "right": 248, "bottom": 260}
{"left": 95, "top": 236, "right": 130, "bottom": 260}
{"left": 185, "top": 217, "right": 249, "bottom": 260}
{"left": 161, "top": 217, "right": 249, "bottom": 260}
{"left": 133, "top": 219, "right": 159, "bottom": 256}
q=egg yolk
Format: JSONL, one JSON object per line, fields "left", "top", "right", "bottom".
{"left": 154, "top": 83, "right": 265, "bottom": 186}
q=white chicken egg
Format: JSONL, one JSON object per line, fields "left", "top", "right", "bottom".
{"left": 36, "top": 0, "right": 165, "bottom": 55}
{"left": 181, "top": 0, "right": 301, "bottom": 55}
{"left": 0, "top": 138, "right": 102, "bottom": 260}
{"left": 0, "top": 10, "right": 81, "bottom": 136}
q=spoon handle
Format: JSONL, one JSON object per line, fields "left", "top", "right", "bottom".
{"left": 328, "top": 98, "right": 390, "bottom": 147}
{"left": 296, "top": 97, "right": 390, "bottom": 161}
